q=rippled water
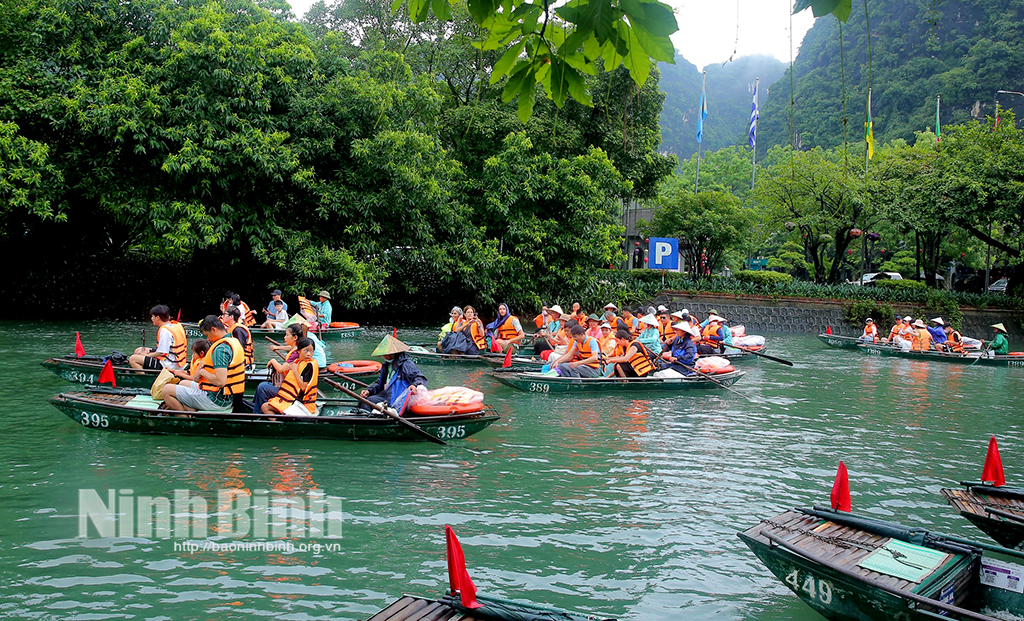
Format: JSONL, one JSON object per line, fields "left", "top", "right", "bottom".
{"left": 1, "top": 321, "right": 1021, "bottom": 620}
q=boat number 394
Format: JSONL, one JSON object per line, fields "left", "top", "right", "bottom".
{"left": 785, "top": 569, "right": 833, "bottom": 605}
{"left": 79, "top": 411, "right": 110, "bottom": 428}
{"left": 528, "top": 383, "right": 550, "bottom": 393}
{"left": 434, "top": 426, "right": 466, "bottom": 440}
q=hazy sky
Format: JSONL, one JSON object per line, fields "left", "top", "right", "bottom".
{"left": 286, "top": 0, "right": 816, "bottom": 69}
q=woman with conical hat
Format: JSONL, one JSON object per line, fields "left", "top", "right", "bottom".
{"left": 360, "top": 335, "right": 428, "bottom": 410}
{"left": 985, "top": 323, "right": 1010, "bottom": 356}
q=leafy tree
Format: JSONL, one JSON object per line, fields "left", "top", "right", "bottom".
{"left": 766, "top": 240, "right": 812, "bottom": 278}
{"left": 674, "top": 145, "right": 760, "bottom": 199}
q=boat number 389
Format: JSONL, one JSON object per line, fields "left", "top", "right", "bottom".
{"left": 79, "top": 411, "right": 110, "bottom": 428}
{"left": 434, "top": 426, "right": 466, "bottom": 440}
{"left": 528, "top": 383, "right": 550, "bottom": 393}
{"left": 785, "top": 569, "right": 834, "bottom": 604}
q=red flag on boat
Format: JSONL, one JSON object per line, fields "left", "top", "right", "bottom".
{"left": 445, "top": 525, "right": 481, "bottom": 609}
{"left": 502, "top": 348, "right": 513, "bottom": 368}
{"left": 74, "top": 332, "right": 86, "bottom": 358}
{"left": 983, "top": 436, "right": 1006, "bottom": 486}
{"left": 176, "top": 308, "right": 181, "bottom": 321}
{"left": 826, "top": 325, "right": 832, "bottom": 335}
{"left": 98, "top": 359, "right": 117, "bottom": 388}
{"left": 393, "top": 327, "right": 397, "bottom": 338}
{"left": 831, "top": 461, "right": 851, "bottom": 512}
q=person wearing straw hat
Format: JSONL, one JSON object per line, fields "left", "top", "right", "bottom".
{"left": 360, "top": 335, "right": 428, "bottom": 410}
{"left": 927, "top": 317, "right": 947, "bottom": 348}
{"left": 662, "top": 322, "right": 699, "bottom": 375}
{"left": 309, "top": 290, "right": 332, "bottom": 326}
{"left": 910, "top": 319, "right": 933, "bottom": 352}
{"left": 984, "top": 323, "right": 1010, "bottom": 356}
{"left": 698, "top": 314, "right": 728, "bottom": 355}
{"left": 637, "top": 313, "right": 662, "bottom": 356}
{"left": 533, "top": 305, "right": 570, "bottom": 356}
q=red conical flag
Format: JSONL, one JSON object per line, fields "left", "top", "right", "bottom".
{"left": 982, "top": 436, "right": 1006, "bottom": 486}
{"left": 445, "top": 525, "right": 481, "bottom": 609}
{"left": 98, "top": 359, "right": 117, "bottom": 388}
{"left": 502, "top": 348, "right": 513, "bottom": 368}
{"left": 393, "top": 327, "right": 397, "bottom": 338}
{"left": 826, "top": 325, "right": 832, "bottom": 335}
{"left": 831, "top": 461, "right": 852, "bottom": 512}
{"left": 75, "top": 332, "right": 86, "bottom": 358}
{"left": 176, "top": 308, "right": 181, "bottom": 321}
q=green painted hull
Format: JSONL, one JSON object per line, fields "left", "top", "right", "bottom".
{"left": 481, "top": 349, "right": 759, "bottom": 369}
{"left": 182, "top": 322, "right": 363, "bottom": 340}
{"left": 491, "top": 370, "right": 744, "bottom": 393}
{"left": 405, "top": 349, "right": 504, "bottom": 366}
{"left": 858, "top": 344, "right": 1024, "bottom": 368}
{"left": 41, "top": 357, "right": 377, "bottom": 393}
{"left": 49, "top": 392, "right": 499, "bottom": 441}
{"left": 818, "top": 334, "right": 865, "bottom": 349}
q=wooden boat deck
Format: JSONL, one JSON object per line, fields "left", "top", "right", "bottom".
{"left": 743, "top": 510, "right": 952, "bottom": 593}
{"left": 366, "top": 596, "right": 476, "bottom": 621}
{"left": 942, "top": 487, "right": 1024, "bottom": 520}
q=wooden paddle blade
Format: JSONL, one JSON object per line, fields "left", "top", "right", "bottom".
{"left": 726, "top": 344, "right": 793, "bottom": 366}
{"left": 320, "top": 376, "right": 447, "bottom": 446}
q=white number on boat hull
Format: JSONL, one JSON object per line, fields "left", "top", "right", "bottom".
{"left": 79, "top": 411, "right": 109, "bottom": 428}
{"left": 785, "top": 569, "right": 833, "bottom": 605}
{"left": 528, "top": 382, "right": 550, "bottom": 393}
{"left": 435, "top": 426, "right": 466, "bottom": 440}
{"left": 65, "top": 371, "right": 98, "bottom": 383}
{"left": 1008, "top": 360, "right": 1024, "bottom": 368}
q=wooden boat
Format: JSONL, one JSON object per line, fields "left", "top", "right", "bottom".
{"left": 404, "top": 346, "right": 505, "bottom": 366}
{"left": 857, "top": 343, "right": 1024, "bottom": 368}
{"left": 481, "top": 348, "right": 761, "bottom": 370}
{"left": 40, "top": 356, "right": 378, "bottom": 393}
{"left": 818, "top": 333, "right": 866, "bottom": 349}
{"left": 942, "top": 483, "right": 1024, "bottom": 550}
{"left": 491, "top": 369, "right": 743, "bottom": 393}
{"left": 368, "top": 593, "right": 613, "bottom": 621}
{"left": 739, "top": 506, "right": 1024, "bottom": 621}
{"left": 181, "top": 321, "right": 363, "bottom": 340}
{"left": 48, "top": 390, "right": 499, "bottom": 441}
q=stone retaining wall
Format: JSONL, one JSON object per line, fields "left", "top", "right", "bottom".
{"left": 649, "top": 293, "right": 1022, "bottom": 339}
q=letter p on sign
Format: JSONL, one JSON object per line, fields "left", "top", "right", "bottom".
{"left": 647, "top": 237, "right": 679, "bottom": 270}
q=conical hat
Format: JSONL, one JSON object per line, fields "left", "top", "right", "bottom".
{"left": 992, "top": 323, "right": 1008, "bottom": 333}
{"left": 371, "top": 335, "right": 410, "bottom": 356}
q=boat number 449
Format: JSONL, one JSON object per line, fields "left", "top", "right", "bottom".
{"left": 785, "top": 569, "right": 833, "bottom": 604}
{"left": 79, "top": 412, "right": 110, "bottom": 428}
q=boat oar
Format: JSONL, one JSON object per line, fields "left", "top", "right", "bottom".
{"left": 970, "top": 341, "right": 993, "bottom": 366}
{"left": 678, "top": 363, "right": 754, "bottom": 402}
{"left": 724, "top": 343, "right": 793, "bottom": 367}
{"left": 265, "top": 336, "right": 370, "bottom": 388}
{"left": 319, "top": 376, "right": 447, "bottom": 446}
{"left": 264, "top": 337, "right": 326, "bottom": 398}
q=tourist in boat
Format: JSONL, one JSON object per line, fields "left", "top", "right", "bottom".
{"left": 698, "top": 314, "right": 727, "bottom": 355}
{"left": 570, "top": 302, "right": 586, "bottom": 325}
{"left": 261, "top": 300, "right": 288, "bottom": 329}
{"left": 226, "top": 293, "right": 256, "bottom": 327}
{"left": 487, "top": 303, "right": 524, "bottom": 353}
{"left": 619, "top": 307, "right": 640, "bottom": 336}
{"left": 910, "top": 319, "right": 933, "bottom": 352}
{"left": 662, "top": 323, "right": 699, "bottom": 375}
{"left": 943, "top": 324, "right": 965, "bottom": 353}
{"left": 221, "top": 305, "right": 255, "bottom": 369}
{"left": 169, "top": 339, "right": 210, "bottom": 388}
{"left": 601, "top": 303, "right": 619, "bottom": 326}
{"left": 859, "top": 318, "right": 879, "bottom": 342}
{"left": 637, "top": 313, "right": 662, "bottom": 354}
{"left": 605, "top": 329, "right": 657, "bottom": 378}
{"left": 129, "top": 305, "right": 188, "bottom": 371}
{"left": 163, "top": 315, "right": 245, "bottom": 412}
{"left": 656, "top": 308, "right": 674, "bottom": 346}
{"left": 896, "top": 315, "right": 915, "bottom": 346}
{"left": 438, "top": 306, "right": 463, "bottom": 349}
{"left": 267, "top": 289, "right": 288, "bottom": 314}
{"left": 985, "top": 323, "right": 1010, "bottom": 356}
{"left": 309, "top": 290, "right": 332, "bottom": 326}
{"left": 552, "top": 324, "right": 603, "bottom": 378}
{"left": 598, "top": 322, "right": 617, "bottom": 356}
{"left": 459, "top": 305, "right": 487, "bottom": 354}
{"left": 261, "top": 338, "right": 319, "bottom": 415}
{"left": 718, "top": 316, "right": 735, "bottom": 349}
{"left": 533, "top": 305, "right": 569, "bottom": 356}
{"left": 295, "top": 322, "right": 328, "bottom": 368}
{"left": 884, "top": 316, "right": 906, "bottom": 343}
{"left": 532, "top": 304, "right": 551, "bottom": 330}
{"left": 585, "top": 314, "right": 603, "bottom": 339}
{"left": 928, "top": 318, "right": 948, "bottom": 349}
{"left": 360, "top": 336, "right": 427, "bottom": 410}
{"left": 269, "top": 323, "right": 303, "bottom": 362}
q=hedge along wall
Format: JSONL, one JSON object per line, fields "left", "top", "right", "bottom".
{"left": 650, "top": 293, "right": 1024, "bottom": 339}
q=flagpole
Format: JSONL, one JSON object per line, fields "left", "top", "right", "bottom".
{"left": 695, "top": 70, "right": 706, "bottom": 193}
{"left": 865, "top": 87, "right": 871, "bottom": 174}
{"left": 751, "top": 77, "right": 759, "bottom": 189}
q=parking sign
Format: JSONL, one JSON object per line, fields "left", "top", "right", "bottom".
{"left": 648, "top": 237, "right": 679, "bottom": 270}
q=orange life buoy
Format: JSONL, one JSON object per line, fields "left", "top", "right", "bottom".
{"left": 327, "top": 360, "right": 381, "bottom": 374}
{"left": 1009, "top": 352, "right": 1024, "bottom": 356}
{"left": 703, "top": 365, "right": 736, "bottom": 375}
{"left": 408, "top": 402, "right": 482, "bottom": 416}
{"left": 329, "top": 321, "right": 360, "bottom": 329}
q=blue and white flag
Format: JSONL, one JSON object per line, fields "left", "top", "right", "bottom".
{"left": 749, "top": 79, "right": 759, "bottom": 148}
{"left": 696, "top": 73, "right": 708, "bottom": 144}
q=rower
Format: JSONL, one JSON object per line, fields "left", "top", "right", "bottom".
{"left": 859, "top": 318, "right": 878, "bottom": 343}
{"left": 551, "top": 324, "right": 603, "bottom": 379}
{"left": 605, "top": 329, "right": 657, "bottom": 378}
{"left": 309, "top": 290, "right": 333, "bottom": 326}
{"left": 661, "top": 322, "right": 699, "bottom": 375}
{"left": 601, "top": 303, "right": 620, "bottom": 327}
{"left": 533, "top": 305, "right": 569, "bottom": 356}
{"left": 984, "top": 323, "right": 1010, "bottom": 356}
{"left": 129, "top": 304, "right": 187, "bottom": 372}
{"left": 163, "top": 315, "right": 245, "bottom": 412}
{"left": 263, "top": 338, "right": 319, "bottom": 415}
{"left": 360, "top": 336, "right": 427, "bottom": 410}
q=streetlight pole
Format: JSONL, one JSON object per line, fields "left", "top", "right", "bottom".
{"left": 985, "top": 90, "right": 1023, "bottom": 291}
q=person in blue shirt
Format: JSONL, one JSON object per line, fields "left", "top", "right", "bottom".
{"left": 267, "top": 289, "right": 288, "bottom": 314}
{"left": 360, "top": 336, "right": 427, "bottom": 410}
{"left": 927, "top": 317, "right": 948, "bottom": 346}
{"left": 662, "top": 323, "right": 698, "bottom": 375}
{"left": 637, "top": 313, "right": 663, "bottom": 356}
{"left": 310, "top": 290, "right": 333, "bottom": 325}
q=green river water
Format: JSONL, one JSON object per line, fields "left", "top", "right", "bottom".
{"left": 1, "top": 320, "right": 1022, "bottom": 620}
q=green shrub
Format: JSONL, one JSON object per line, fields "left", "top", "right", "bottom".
{"left": 844, "top": 299, "right": 895, "bottom": 326}
{"left": 923, "top": 290, "right": 964, "bottom": 330}
{"left": 873, "top": 279, "right": 928, "bottom": 291}
{"left": 734, "top": 270, "right": 793, "bottom": 286}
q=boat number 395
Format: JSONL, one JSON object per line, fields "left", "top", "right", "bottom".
{"left": 785, "top": 569, "right": 833, "bottom": 604}
{"left": 79, "top": 412, "right": 109, "bottom": 428}
{"left": 528, "top": 382, "right": 550, "bottom": 393}
{"left": 435, "top": 426, "right": 466, "bottom": 440}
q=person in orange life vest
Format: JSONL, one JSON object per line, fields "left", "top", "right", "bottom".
{"left": 605, "top": 329, "right": 657, "bottom": 378}
{"left": 570, "top": 302, "right": 586, "bottom": 325}
{"left": 598, "top": 322, "right": 618, "bottom": 357}
{"left": 262, "top": 338, "right": 319, "bottom": 415}
{"left": 552, "top": 324, "right": 603, "bottom": 379}
{"left": 533, "top": 304, "right": 551, "bottom": 330}
{"left": 585, "top": 314, "right": 603, "bottom": 339}
{"left": 884, "top": 316, "right": 905, "bottom": 343}
{"left": 360, "top": 336, "right": 428, "bottom": 410}
{"left": 163, "top": 315, "right": 244, "bottom": 412}
{"left": 534, "top": 305, "right": 570, "bottom": 356}
{"left": 168, "top": 339, "right": 211, "bottom": 388}
{"left": 697, "top": 314, "right": 727, "bottom": 355}
{"left": 221, "top": 305, "right": 255, "bottom": 369}
{"left": 619, "top": 307, "right": 640, "bottom": 336}
{"left": 227, "top": 292, "right": 256, "bottom": 327}
{"left": 130, "top": 304, "right": 188, "bottom": 371}
{"left": 453, "top": 305, "right": 487, "bottom": 354}
{"left": 487, "top": 303, "right": 524, "bottom": 352}
{"left": 662, "top": 323, "right": 699, "bottom": 375}
{"left": 859, "top": 317, "right": 879, "bottom": 342}
{"left": 943, "top": 324, "right": 965, "bottom": 353}
{"left": 602, "top": 302, "right": 620, "bottom": 325}
{"left": 910, "top": 319, "right": 933, "bottom": 351}
{"left": 656, "top": 308, "right": 674, "bottom": 346}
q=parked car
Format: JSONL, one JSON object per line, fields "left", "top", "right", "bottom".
{"left": 857, "top": 272, "right": 904, "bottom": 286}
{"left": 989, "top": 277, "right": 1009, "bottom": 293}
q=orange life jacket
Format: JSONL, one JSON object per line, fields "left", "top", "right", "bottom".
{"left": 571, "top": 336, "right": 603, "bottom": 368}
{"left": 622, "top": 316, "right": 640, "bottom": 337}
{"left": 267, "top": 360, "right": 319, "bottom": 414}
{"left": 658, "top": 320, "right": 673, "bottom": 340}
{"left": 600, "top": 332, "right": 617, "bottom": 355}
{"left": 496, "top": 316, "right": 521, "bottom": 341}
{"left": 702, "top": 322, "right": 721, "bottom": 345}
{"left": 862, "top": 324, "right": 878, "bottom": 341}
{"left": 190, "top": 353, "right": 207, "bottom": 386}
{"left": 888, "top": 324, "right": 902, "bottom": 341}
{"left": 947, "top": 330, "right": 964, "bottom": 353}
{"left": 456, "top": 319, "right": 486, "bottom": 350}
{"left": 235, "top": 323, "right": 255, "bottom": 366}
{"left": 199, "top": 335, "right": 246, "bottom": 396}
{"left": 158, "top": 321, "right": 189, "bottom": 367}
{"left": 911, "top": 328, "right": 932, "bottom": 352}
{"left": 533, "top": 314, "right": 547, "bottom": 329}
{"left": 627, "top": 340, "right": 656, "bottom": 377}
{"left": 298, "top": 296, "right": 316, "bottom": 320}
{"left": 239, "top": 301, "right": 255, "bottom": 326}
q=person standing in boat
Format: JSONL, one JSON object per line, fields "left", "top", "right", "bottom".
{"left": 163, "top": 315, "right": 245, "bottom": 412}
{"left": 487, "top": 303, "right": 524, "bottom": 353}
{"left": 360, "top": 336, "right": 427, "bottom": 410}
{"left": 662, "top": 323, "right": 699, "bottom": 375}
{"left": 261, "top": 338, "right": 319, "bottom": 415}
{"left": 129, "top": 305, "right": 188, "bottom": 371}
{"left": 221, "top": 306, "right": 255, "bottom": 370}
{"left": 309, "top": 291, "right": 332, "bottom": 326}
{"left": 552, "top": 324, "right": 603, "bottom": 379}
{"left": 984, "top": 323, "right": 1010, "bottom": 356}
